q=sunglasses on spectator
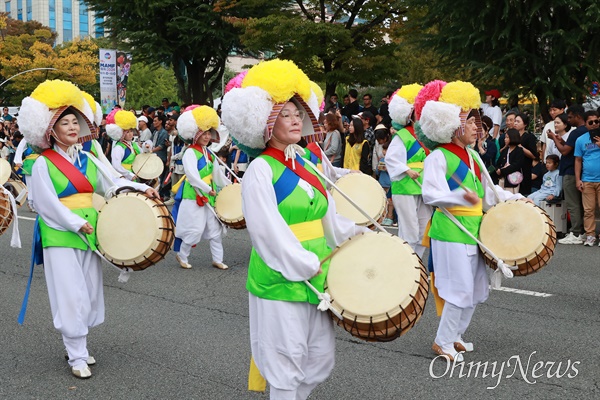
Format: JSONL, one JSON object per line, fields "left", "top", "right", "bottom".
{"left": 587, "top": 119, "right": 600, "bottom": 125}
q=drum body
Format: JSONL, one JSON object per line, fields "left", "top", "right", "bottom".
{"left": 324, "top": 231, "right": 428, "bottom": 342}
{"left": 214, "top": 183, "right": 245, "bottom": 229}
{"left": 0, "top": 189, "right": 14, "bottom": 236}
{"left": 132, "top": 153, "right": 164, "bottom": 180}
{"left": 96, "top": 192, "right": 175, "bottom": 270}
{"left": 331, "top": 174, "right": 386, "bottom": 227}
{"left": 479, "top": 200, "right": 556, "bottom": 276}
{"left": 3, "top": 179, "right": 28, "bottom": 208}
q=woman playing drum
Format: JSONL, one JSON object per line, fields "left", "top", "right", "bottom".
{"left": 106, "top": 109, "right": 141, "bottom": 181}
{"left": 418, "top": 81, "right": 528, "bottom": 362}
{"left": 20, "top": 80, "right": 158, "bottom": 379}
{"left": 172, "top": 105, "right": 230, "bottom": 270}
{"left": 222, "top": 59, "right": 367, "bottom": 400}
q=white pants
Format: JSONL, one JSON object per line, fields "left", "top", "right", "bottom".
{"left": 43, "top": 247, "right": 104, "bottom": 367}
{"left": 177, "top": 236, "right": 223, "bottom": 264}
{"left": 175, "top": 198, "right": 224, "bottom": 263}
{"left": 249, "top": 294, "right": 335, "bottom": 400}
{"left": 435, "top": 302, "right": 476, "bottom": 348}
{"left": 392, "top": 194, "right": 431, "bottom": 258}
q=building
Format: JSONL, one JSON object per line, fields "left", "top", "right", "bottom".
{"left": 3, "top": 0, "right": 104, "bottom": 44}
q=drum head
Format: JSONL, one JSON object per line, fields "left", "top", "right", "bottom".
{"left": 214, "top": 183, "right": 243, "bottom": 223}
{"left": 132, "top": 154, "right": 164, "bottom": 180}
{"left": 4, "top": 179, "right": 27, "bottom": 207}
{"left": 92, "top": 193, "right": 106, "bottom": 211}
{"left": 0, "top": 158, "right": 11, "bottom": 185}
{"left": 480, "top": 200, "right": 550, "bottom": 262}
{"left": 326, "top": 231, "right": 422, "bottom": 324}
{"left": 97, "top": 193, "right": 160, "bottom": 261}
{"left": 332, "top": 174, "right": 386, "bottom": 226}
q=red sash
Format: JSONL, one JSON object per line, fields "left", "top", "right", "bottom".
{"left": 406, "top": 125, "right": 431, "bottom": 156}
{"left": 189, "top": 144, "right": 212, "bottom": 162}
{"left": 439, "top": 143, "right": 481, "bottom": 181}
{"left": 305, "top": 142, "right": 323, "bottom": 161}
{"left": 262, "top": 147, "right": 327, "bottom": 199}
{"left": 41, "top": 149, "right": 93, "bottom": 193}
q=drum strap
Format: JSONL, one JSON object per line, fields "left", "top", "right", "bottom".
{"left": 41, "top": 149, "right": 93, "bottom": 193}
{"left": 262, "top": 147, "right": 327, "bottom": 200}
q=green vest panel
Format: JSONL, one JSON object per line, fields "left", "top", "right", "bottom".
{"left": 391, "top": 128, "right": 426, "bottom": 195}
{"left": 182, "top": 148, "right": 215, "bottom": 205}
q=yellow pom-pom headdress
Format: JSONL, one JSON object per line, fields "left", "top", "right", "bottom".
{"left": 418, "top": 80, "right": 484, "bottom": 145}
{"left": 221, "top": 59, "right": 322, "bottom": 158}
{"left": 105, "top": 109, "right": 138, "bottom": 141}
{"left": 389, "top": 83, "right": 423, "bottom": 126}
{"left": 177, "top": 105, "right": 221, "bottom": 144}
{"left": 19, "top": 80, "right": 95, "bottom": 151}
{"left": 81, "top": 91, "right": 103, "bottom": 127}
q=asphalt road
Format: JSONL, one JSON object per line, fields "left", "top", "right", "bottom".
{"left": 1, "top": 208, "right": 598, "bottom": 399}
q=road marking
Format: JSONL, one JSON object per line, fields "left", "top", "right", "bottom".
{"left": 17, "top": 216, "right": 36, "bottom": 221}
{"left": 492, "top": 286, "right": 553, "bottom": 297}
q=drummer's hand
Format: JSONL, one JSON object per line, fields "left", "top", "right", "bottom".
{"left": 463, "top": 191, "right": 479, "bottom": 205}
{"left": 79, "top": 222, "right": 94, "bottom": 234}
{"left": 407, "top": 170, "right": 420, "bottom": 179}
{"left": 521, "top": 197, "right": 534, "bottom": 203}
{"left": 208, "top": 189, "right": 216, "bottom": 197}
{"left": 144, "top": 188, "right": 160, "bottom": 198}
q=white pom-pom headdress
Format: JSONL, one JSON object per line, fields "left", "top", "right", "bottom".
{"left": 105, "top": 109, "right": 138, "bottom": 141}
{"left": 176, "top": 105, "right": 220, "bottom": 144}
{"left": 389, "top": 83, "right": 423, "bottom": 126}
{"left": 221, "top": 59, "right": 322, "bottom": 158}
{"left": 418, "top": 80, "right": 483, "bottom": 145}
{"left": 19, "top": 80, "right": 95, "bottom": 151}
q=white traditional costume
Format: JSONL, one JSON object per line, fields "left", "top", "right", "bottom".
{"left": 418, "top": 81, "right": 523, "bottom": 362}
{"left": 19, "top": 80, "right": 151, "bottom": 379}
{"left": 222, "top": 59, "right": 367, "bottom": 400}
{"left": 172, "top": 105, "right": 230, "bottom": 270}
{"left": 106, "top": 109, "right": 140, "bottom": 181}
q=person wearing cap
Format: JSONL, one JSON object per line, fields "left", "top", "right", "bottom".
{"left": 386, "top": 83, "right": 432, "bottom": 258}
{"left": 171, "top": 105, "right": 230, "bottom": 270}
{"left": 19, "top": 80, "right": 158, "bottom": 379}
{"left": 418, "top": 81, "right": 526, "bottom": 363}
{"left": 222, "top": 59, "right": 367, "bottom": 399}
{"left": 481, "top": 89, "right": 502, "bottom": 139}
{"left": 106, "top": 109, "right": 141, "bottom": 181}
{"left": 138, "top": 115, "right": 152, "bottom": 145}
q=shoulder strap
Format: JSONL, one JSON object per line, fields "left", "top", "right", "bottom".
{"left": 189, "top": 144, "right": 212, "bottom": 161}
{"left": 262, "top": 147, "right": 327, "bottom": 200}
{"left": 41, "top": 149, "right": 94, "bottom": 193}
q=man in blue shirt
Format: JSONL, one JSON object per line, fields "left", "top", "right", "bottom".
{"left": 151, "top": 114, "right": 170, "bottom": 201}
{"left": 549, "top": 104, "right": 587, "bottom": 244}
{"left": 574, "top": 110, "right": 600, "bottom": 246}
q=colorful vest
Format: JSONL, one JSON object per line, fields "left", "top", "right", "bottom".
{"left": 179, "top": 147, "right": 216, "bottom": 206}
{"left": 391, "top": 127, "right": 426, "bottom": 195}
{"left": 301, "top": 146, "right": 324, "bottom": 172}
{"left": 38, "top": 152, "right": 99, "bottom": 251}
{"left": 343, "top": 139, "right": 367, "bottom": 171}
{"left": 82, "top": 139, "right": 100, "bottom": 157}
{"left": 428, "top": 147, "right": 485, "bottom": 245}
{"left": 116, "top": 141, "right": 141, "bottom": 171}
{"left": 22, "top": 144, "right": 39, "bottom": 176}
{"left": 246, "top": 154, "right": 331, "bottom": 304}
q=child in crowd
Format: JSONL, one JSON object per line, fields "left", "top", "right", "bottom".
{"left": 378, "top": 143, "right": 395, "bottom": 226}
{"left": 527, "top": 155, "right": 561, "bottom": 206}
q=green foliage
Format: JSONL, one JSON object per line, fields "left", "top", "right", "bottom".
{"left": 410, "top": 0, "right": 600, "bottom": 114}
{"left": 125, "top": 62, "right": 180, "bottom": 110}
{"left": 239, "top": 1, "right": 408, "bottom": 96}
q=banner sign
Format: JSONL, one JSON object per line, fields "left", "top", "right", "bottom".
{"left": 99, "top": 48, "right": 118, "bottom": 115}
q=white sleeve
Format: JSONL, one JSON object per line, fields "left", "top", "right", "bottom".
{"left": 182, "top": 149, "right": 212, "bottom": 193}
{"left": 212, "top": 162, "right": 231, "bottom": 189}
{"left": 242, "top": 159, "right": 320, "bottom": 281}
{"left": 385, "top": 135, "right": 410, "bottom": 180}
{"left": 30, "top": 157, "right": 87, "bottom": 233}
{"left": 491, "top": 107, "right": 502, "bottom": 126}
{"left": 111, "top": 145, "right": 135, "bottom": 180}
{"left": 92, "top": 154, "right": 150, "bottom": 196}
{"left": 91, "top": 140, "right": 121, "bottom": 178}
{"left": 322, "top": 192, "right": 370, "bottom": 249}
{"left": 14, "top": 139, "right": 27, "bottom": 164}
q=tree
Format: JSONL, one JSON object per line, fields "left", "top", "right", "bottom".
{"left": 0, "top": 15, "right": 97, "bottom": 104}
{"left": 85, "top": 0, "right": 278, "bottom": 106}
{"left": 125, "top": 62, "right": 180, "bottom": 110}
{"left": 410, "top": 0, "right": 600, "bottom": 120}
{"left": 238, "top": 1, "right": 408, "bottom": 97}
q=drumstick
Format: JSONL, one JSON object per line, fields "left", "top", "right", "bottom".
{"left": 163, "top": 170, "right": 172, "bottom": 185}
{"left": 450, "top": 173, "right": 474, "bottom": 193}
{"left": 207, "top": 147, "right": 243, "bottom": 183}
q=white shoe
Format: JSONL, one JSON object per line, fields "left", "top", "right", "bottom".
{"left": 212, "top": 261, "right": 229, "bottom": 270}
{"left": 176, "top": 255, "right": 192, "bottom": 269}
{"left": 65, "top": 355, "right": 96, "bottom": 365}
{"left": 432, "top": 342, "right": 464, "bottom": 362}
{"left": 584, "top": 236, "right": 596, "bottom": 246}
{"left": 71, "top": 365, "right": 92, "bottom": 379}
{"left": 558, "top": 232, "right": 583, "bottom": 244}
{"left": 454, "top": 336, "right": 474, "bottom": 352}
